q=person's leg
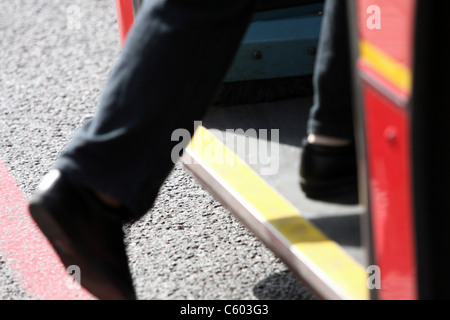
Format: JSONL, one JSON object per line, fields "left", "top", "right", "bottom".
{"left": 300, "top": 0, "right": 357, "bottom": 198}
{"left": 29, "top": 0, "right": 256, "bottom": 300}
{"left": 54, "top": 0, "right": 256, "bottom": 221}
{"left": 307, "top": 0, "right": 354, "bottom": 142}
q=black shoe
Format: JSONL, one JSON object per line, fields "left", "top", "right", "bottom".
{"left": 28, "top": 170, "right": 136, "bottom": 300}
{"left": 299, "top": 139, "right": 358, "bottom": 199}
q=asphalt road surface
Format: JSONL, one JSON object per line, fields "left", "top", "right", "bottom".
{"left": 0, "top": 0, "right": 316, "bottom": 300}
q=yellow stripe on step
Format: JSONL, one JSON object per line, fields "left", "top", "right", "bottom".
{"left": 186, "top": 126, "right": 369, "bottom": 300}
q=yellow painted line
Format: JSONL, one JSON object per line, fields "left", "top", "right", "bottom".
{"left": 186, "top": 126, "right": 369, "bottom": 300}
{"left": 359, "top": 40, "right": 412, "bottom": 94}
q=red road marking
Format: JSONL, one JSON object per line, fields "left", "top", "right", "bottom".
{"left": 0, "top": 160, "right": 94, "bottom": 300}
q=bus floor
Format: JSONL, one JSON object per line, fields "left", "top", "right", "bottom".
{"left": 182, "top": 96, "right": 369, "bottom": 300}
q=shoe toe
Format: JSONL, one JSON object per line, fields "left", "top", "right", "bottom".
{"left": 29, "top": 170, "right": 136, "bottom": 300}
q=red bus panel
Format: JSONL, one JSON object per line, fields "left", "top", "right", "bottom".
{"left": 356, "top": 0, "right": 417, "bottom": 299}
{"left": 115, "top": 0, "right": 135, "bottom": 46}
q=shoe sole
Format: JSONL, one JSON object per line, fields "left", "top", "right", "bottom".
{"left": 300, "top": 176, "right": 358, "bottom": 199}
{"left": 29, "top": 202, "right": 136, "bottom": 300}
